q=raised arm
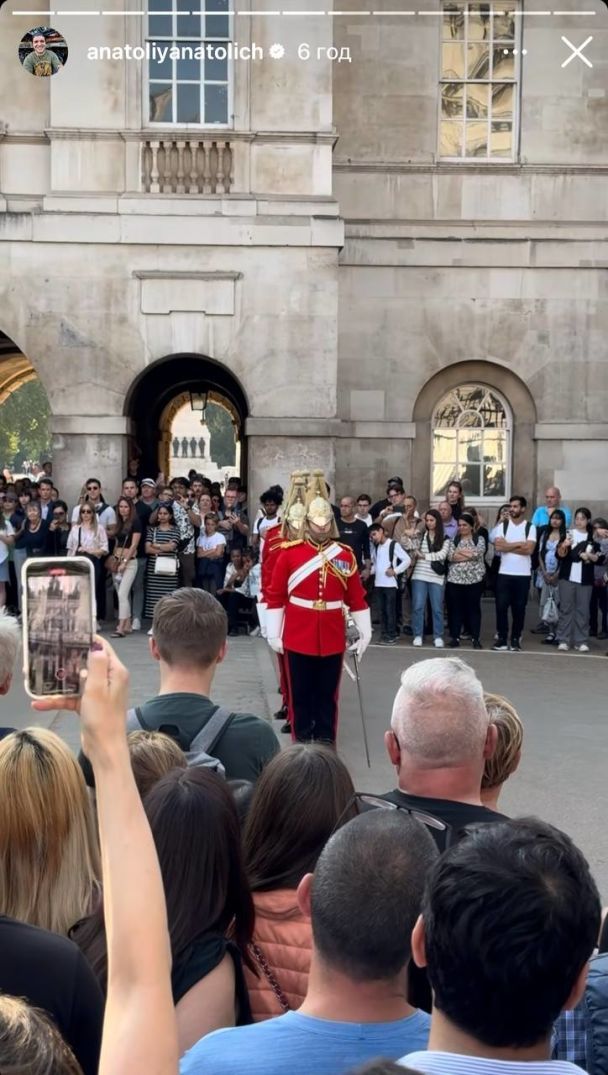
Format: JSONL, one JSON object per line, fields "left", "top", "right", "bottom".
{"left": 34, "top": 641, "right": 178, "bottom": 1075}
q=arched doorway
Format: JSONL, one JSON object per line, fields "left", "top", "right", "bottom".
{"left": 125, "top": 354, "right": 248, "bottom": 482}
{"left": 0, "top": 332, "right": 52, "bottom": 476}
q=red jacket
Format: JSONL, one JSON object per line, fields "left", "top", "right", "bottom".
{"left": 265, "top": 538, "right": 367, "bottom": 656}
{"left": 260, "top": 524, "right": 285, "bottom": 600}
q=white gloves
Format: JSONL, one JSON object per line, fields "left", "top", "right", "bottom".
{"left": 348, "top": 608, "right": 372, "bottom": 661}
{"left": 257, "top": 600, "right": 268, "bottom": 639}
{"left": 265, "top": 607, "right": 285, "bottom": 655}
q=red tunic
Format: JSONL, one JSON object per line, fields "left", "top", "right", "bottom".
{"left": 260, "top": 524, "right": 285, "bottom": 601}
{"left": 265, "top": 538, "right": 367, "bottom": 656}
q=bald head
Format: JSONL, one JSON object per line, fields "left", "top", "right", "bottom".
{"left": 544, "top": 487, "right": 562, "bottom": 508}
{"left": 391, "top": 657, "right": 489, "bottom": 768}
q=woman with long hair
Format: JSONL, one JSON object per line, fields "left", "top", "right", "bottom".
{"left": 446, "top": 512, "right": 487, "bottom": 650}
{"left": 73, "top": 766, "right": 254, "bottom": 1057}
{"left": 67, "top": 503, "right": 108, "bottom": 628}
{"left": 144, "top": 502, "right": 180, "bottom": 621}
{"left": 410, "top": 508, "right": 450, "bottom": 647}
{"left": 0, "top": 728, "right": 100, "bottom": 935}
{"left": 13, "top": 501, "right": 47, "bottom": 611}
{"left": 556, "top": 506, "right": 604, "bottom": 652}
{"left": 536, "top": 508, "right": 566, "bottom": 645}
{"left": 242, "top": 744, "right": 355, "bottom": 1021}
{"left": 109, "top": 496, "right": 142, "bottom": 637}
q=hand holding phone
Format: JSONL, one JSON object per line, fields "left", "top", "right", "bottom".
{"left": 22, "top": 557, "right": 96, "bottom": 700}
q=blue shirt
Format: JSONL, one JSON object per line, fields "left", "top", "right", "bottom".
{"left": 181, "top": 1008, "right": 431, "bottom": 1075}
{"left": 531, "top": 505, "right": 572, "bottom": 528}
{"left": 401, "top": 1050, "right": 586, "bottom": 1075}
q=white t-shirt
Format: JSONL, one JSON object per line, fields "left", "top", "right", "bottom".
{"left": 568, "top": 529, "right": 589, "bottom": 585}
{"left": 0, "top": 520, "right": 14, "bottom": 564}
{"left": 356, "top": 512, "right": 373, "bottom": 528}
{"left": 489, "top": 519, "right": 537, "bottom": 577}
{"left": 71, "top": 503, "right": 117, "bottom": 530}
{"left": 197, "top": 532, "right": 226, "bottom": 554}
{"left": 372, "top": 540, "right": 411, "bottom": 588}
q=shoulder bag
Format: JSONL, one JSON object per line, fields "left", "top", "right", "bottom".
{"left": 250, "top": 942, "right": 291, "bottom": 1014}
{"left": 153, "top": 528, "right": 178, "bottom": 576}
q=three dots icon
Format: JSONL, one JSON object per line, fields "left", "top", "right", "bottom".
{"left": 503, "top": 47, "right": 528, "bottom": 55}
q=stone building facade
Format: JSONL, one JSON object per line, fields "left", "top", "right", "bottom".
{"left": 0, "top": 1, "right": 607, "bottom": 513}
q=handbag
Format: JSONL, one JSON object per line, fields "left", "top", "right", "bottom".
{"left": 542, "top": 587, "right": 559, "bottom": 625}
{"left": 153, "top": 530, "right": 178, "bottom": 576}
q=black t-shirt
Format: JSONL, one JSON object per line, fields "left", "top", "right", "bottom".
{"left": 0, "top": 916, "right": 103, "bottom": 1075}
{"left": 114, "top": 517, "right": 143, "bottom": 554}
{"left": 338, "top": 518, "right": 371, "bottom": 570}
{"left": 381, "top": 789, "right": 508, "bottom": 850}
{"left": 371, "top": 497, "right": 390, "bottom": 520}
{"left": 134, "top": 499, "right": 157, "bottom": 555}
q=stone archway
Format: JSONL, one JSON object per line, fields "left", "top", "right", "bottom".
{"left": 124, "top": 353, "right": 249, "bottom": 481}
{"left": 158, "top": 389, "right": 241, "bottom": 482}
{"left": 411, "top": 360, "right": 538, "bottom": 506}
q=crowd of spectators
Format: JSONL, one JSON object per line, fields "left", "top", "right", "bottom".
{"left": 1, "top": 464, "right": 607, "bottom": 654}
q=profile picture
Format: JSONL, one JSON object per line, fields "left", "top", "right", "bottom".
{"left": 18, "top": 26, "right": 67, "bottom": 77}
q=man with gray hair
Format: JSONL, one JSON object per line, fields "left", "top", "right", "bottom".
{"left": 0, "top": 609, "right": 20, "bottom": 740}
{"left": 381, "top": 657, "right": 505, "bottom": 846}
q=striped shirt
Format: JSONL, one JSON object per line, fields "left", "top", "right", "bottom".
{"left": 411, "top": 534, "right": 450, "bottom": 585}
{"left": 401, "top": 1051, "right": 586, "bottom": 1075}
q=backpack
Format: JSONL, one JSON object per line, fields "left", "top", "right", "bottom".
{"left": 126, "top": 705, "right": 235, "bottom": 778}
{"left": 388, "top": 540, "right": 407, "bottom": 591}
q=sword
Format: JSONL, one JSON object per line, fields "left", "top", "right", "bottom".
{"left": 351, "top": 651, "right": 371, "bottom": 769}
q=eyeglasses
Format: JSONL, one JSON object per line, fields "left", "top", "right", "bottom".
{"left": 86, "top": 485, "right": 100, "bottom": 492}
{"left": 332, "top": 792, "right": 454, "bottom": 848}
{"left": 81, "top": 509, "right": 93, "bottom": 515}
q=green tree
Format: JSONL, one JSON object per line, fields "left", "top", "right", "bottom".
{"left": 0, "top": 379, "right": 51, "bottom": 473}
{"left": 206, "top": 402, "right": 236, "bottom": 467}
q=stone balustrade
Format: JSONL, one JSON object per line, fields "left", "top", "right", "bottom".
{"left": 141, "top": 137, "right": 233, "bottom": 194}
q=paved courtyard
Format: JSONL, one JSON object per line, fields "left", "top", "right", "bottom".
{"left": 5, "top": 613, "right": 608, "bottom": 895}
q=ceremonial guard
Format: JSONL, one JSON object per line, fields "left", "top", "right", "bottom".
{"left": 258, "top": 472, "right": 309, "bottom": 729}
{"left": 265, "top": 471, "right": 372, "bottom": 743}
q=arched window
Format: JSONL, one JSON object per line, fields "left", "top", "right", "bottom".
{"left": 431, "top": 384, "right": 512, "bottom": 502}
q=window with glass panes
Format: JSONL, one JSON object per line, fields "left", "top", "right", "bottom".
{"left": 432, "top": 385, "right": 511, "bottom": 502}
{"left": 147, "top": 0, "right": 230, "bottom": 125}
{"left": 440, "top": 2, "right": 518, "bottom": 160}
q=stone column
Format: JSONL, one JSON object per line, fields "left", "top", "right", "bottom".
{"left": 50, "top": 416, "right": 131, "bottom": 509}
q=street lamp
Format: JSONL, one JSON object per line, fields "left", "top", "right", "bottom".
{"left": 189, "top": 391, "right": 208, "bottom": 425}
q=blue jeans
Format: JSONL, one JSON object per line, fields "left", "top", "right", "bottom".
{"left": 411, "top": 579, "right": 445, "bottom": 639}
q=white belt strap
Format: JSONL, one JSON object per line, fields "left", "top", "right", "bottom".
{"left": 289, "top": 596, "right": 343, "bottom": 611}
{"left": 287, "top": 542, "right": 343, "bottom": 595}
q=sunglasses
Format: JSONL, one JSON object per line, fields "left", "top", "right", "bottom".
{"left": 81, "top": 509, "right": 94, "bottom": 515}
{"left": 86, "top": 486, "right": 100, "bottom": 492}
{"left": 332, "top": 792, "right": 454, "bottom": 848}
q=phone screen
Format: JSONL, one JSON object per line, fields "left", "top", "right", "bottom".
{"left": 23, "top": 558, "right": 95, "bottom": 698}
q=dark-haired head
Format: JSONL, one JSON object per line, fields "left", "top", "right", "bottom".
{"left": 243, "top": 744, "right": 355, "bottom": 892}
{"left": 73, "top": 766, "right": 253, "bottom": 984}
{"left": 415, "top": 817, "right": 600, "bottom": 1049}
{"left": 423, "top": 508, "right": 444, "bottom": 551}
{"left": 307, "top": 810, "right": 437, "bottom": 983}
{"left": 546, "top": 508, "right": 566, "bottom": 544}
{"left": 574, "top": 507, "right": 592, "bottom": 536}
{"left": 260, "top": 485, "right": 284, "bottom": 506}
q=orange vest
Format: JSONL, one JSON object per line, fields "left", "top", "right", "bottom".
{"left": 244, "top": 889, "right": 313, "bottom": 1022}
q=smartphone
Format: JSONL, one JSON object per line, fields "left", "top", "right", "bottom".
{"left": 22, "top": 557, "right": 96, "bottom": 700}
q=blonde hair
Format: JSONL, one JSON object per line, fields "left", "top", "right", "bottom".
{"left": 78, "top": 502, "right": 99, "bottom": 531}
{"left": 0, "top": 728, "right": 100, "bottom": 935}
{"left": 0, "top": 994, "right": 82, "bottom": 1074}
{"left": 127, "top": 730, "right": 187, "bottom": 800}
{"left": 482, "top": 693, "right": 524, "bottom": 790}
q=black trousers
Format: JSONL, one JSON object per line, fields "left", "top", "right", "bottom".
{"left": 377, "top": 587, "right": 398, "bottom": 638}
{"left": 286, "top": 650, "right": 343, "bottom": 744}
{"left": 495, "top": 574, "right": 531, "bottom": 643}
{"left": 446, "top": 580, "right": 484, "bottom": 642}
{"left": 220, "top": 591, "right": 256, "bottom": 632}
